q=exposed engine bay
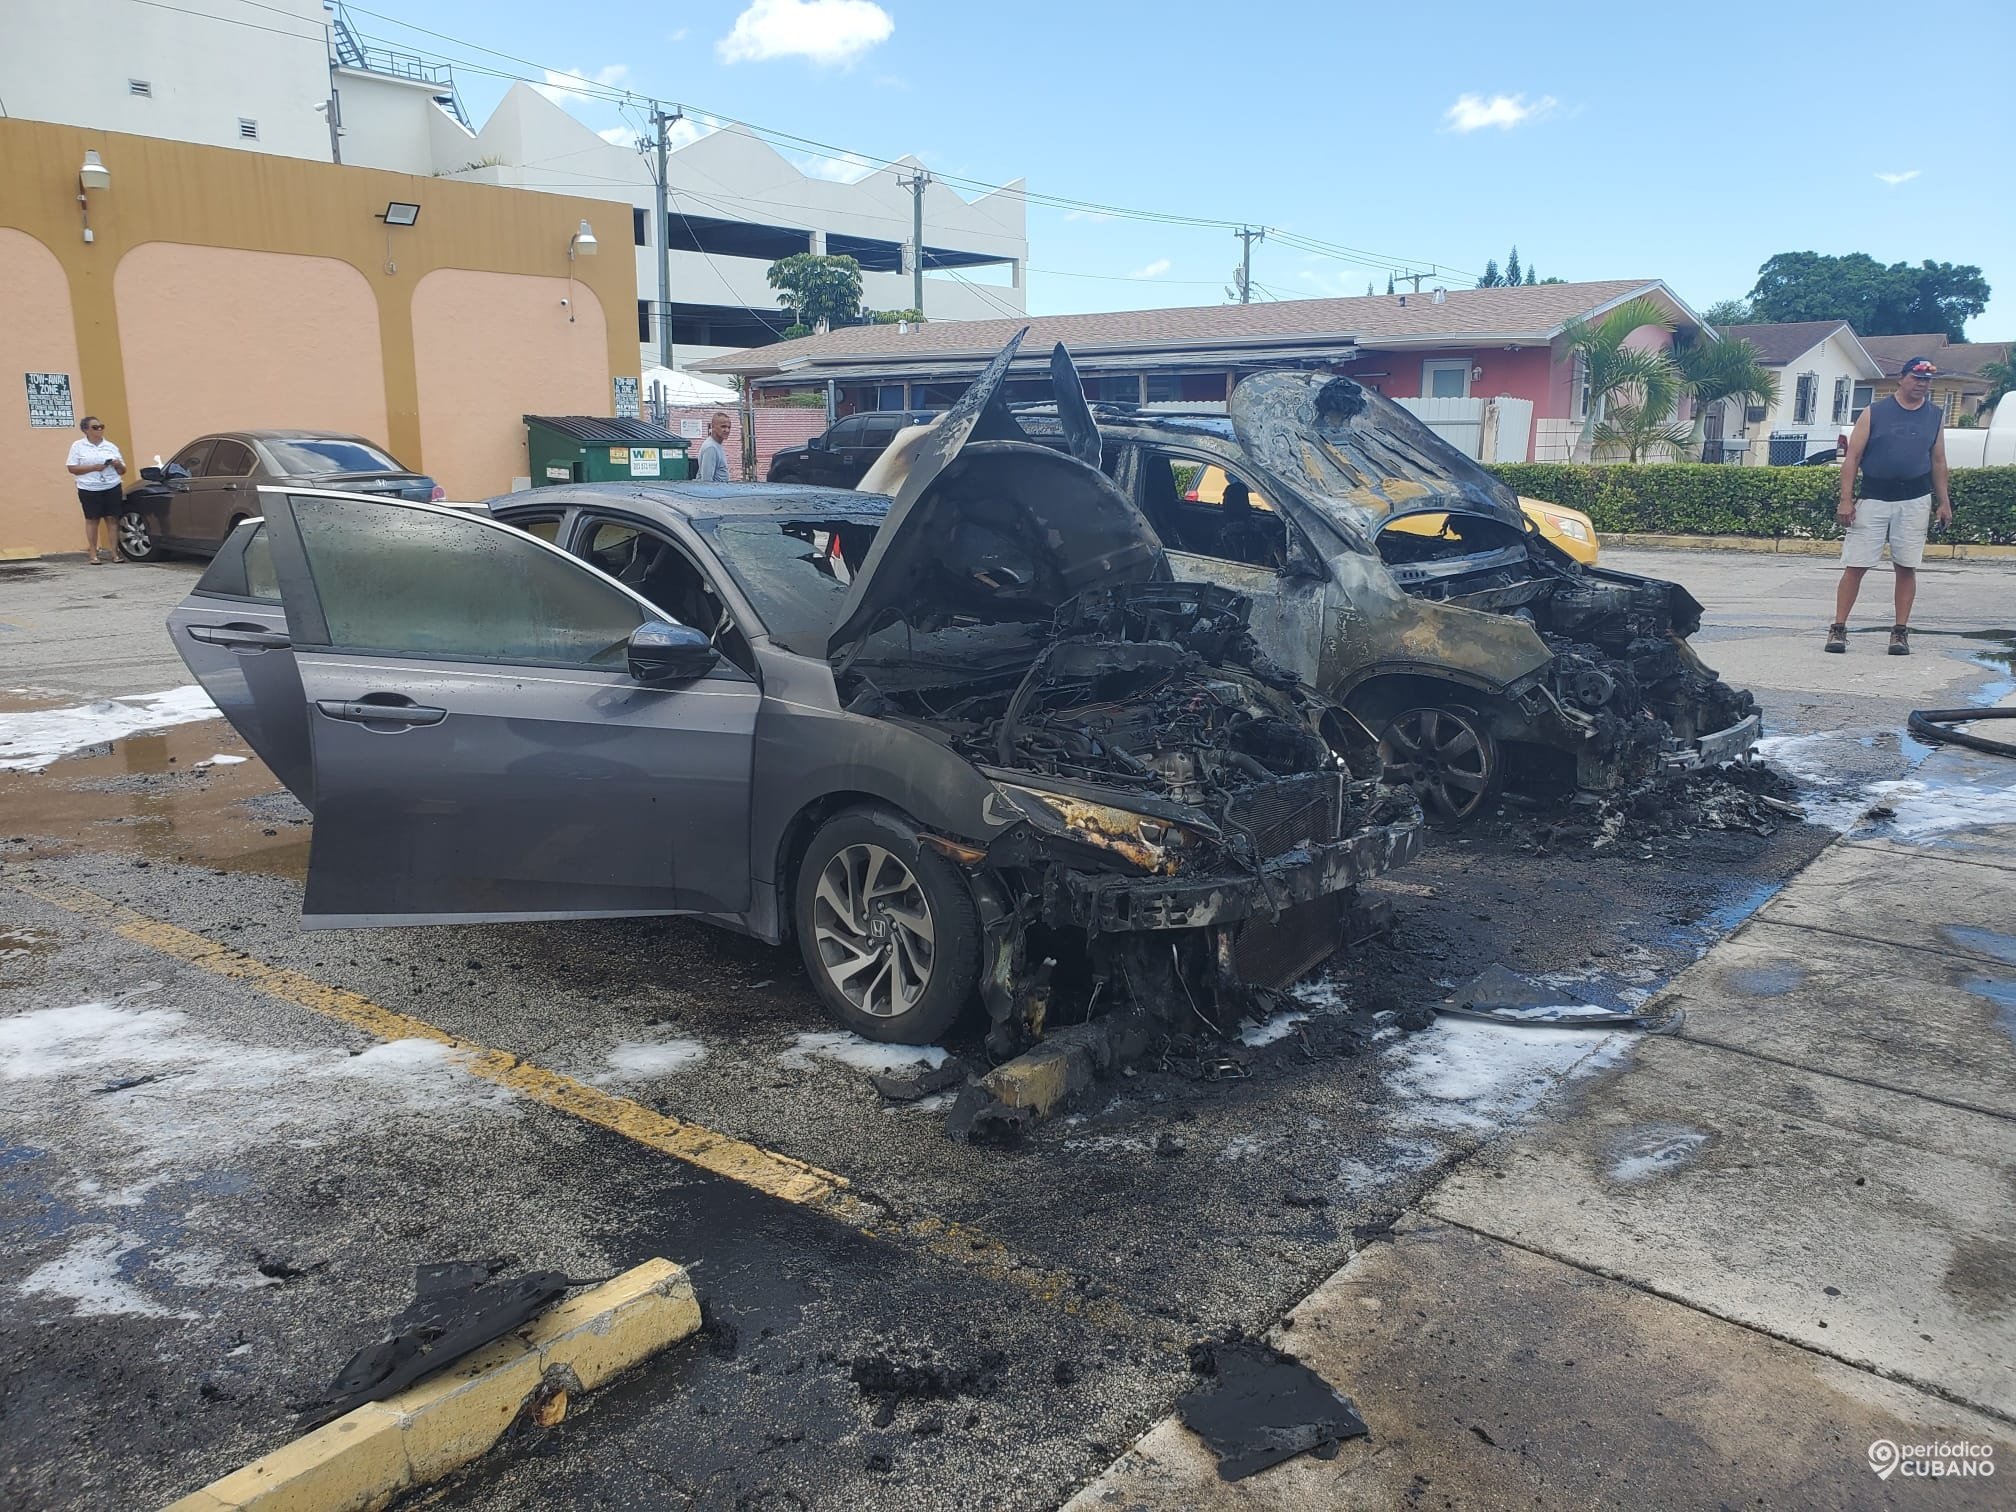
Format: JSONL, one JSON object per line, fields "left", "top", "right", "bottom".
{"left": 843, "top": 581, "right": 1419, "bottom": 1055}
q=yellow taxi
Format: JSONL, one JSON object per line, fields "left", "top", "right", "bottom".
{"left": 1183, "top": 465, "right": 1599, "bottom": 566}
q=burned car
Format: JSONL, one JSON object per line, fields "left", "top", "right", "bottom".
{"left": 1017, "top": 377, "right": 1759, "bottom": 822}
{"left": 165, "top": 337, "right": 1420, "bottom": 1052}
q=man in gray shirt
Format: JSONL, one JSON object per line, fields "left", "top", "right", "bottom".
{"left": 695, "top": 411, "right": 733, "bottom": 483}
{"left": 1828, "top": 356, "right": 1952, "bottom": 656}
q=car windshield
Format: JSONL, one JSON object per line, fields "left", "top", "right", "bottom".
{"left": 702, "top": 515, "right": 885, "bottom": 652}
{"left": 265, "top": 438, "right": 404, "bottom": 475}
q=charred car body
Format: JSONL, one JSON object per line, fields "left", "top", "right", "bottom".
{"left": 1016, "top": 376, "right": 1759, "bottom": 821}
{"left": 165, "top": 337, "right": 1419, "bottom": 1052}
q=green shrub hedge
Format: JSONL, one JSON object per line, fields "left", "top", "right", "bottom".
{"left": 1487, "top": 463, "right": 2016, "bottom": 545}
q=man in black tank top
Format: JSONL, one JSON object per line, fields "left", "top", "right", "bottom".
{"left": 1827, "top": 356, "right": 1952, "bottom": 655}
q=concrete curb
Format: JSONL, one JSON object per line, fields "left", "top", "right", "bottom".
{"left": 162, "top": 1259, "right": 701, "bottom": 1512}
{"left": 1599, "top": 531, "right": 2016, "bottom": 560}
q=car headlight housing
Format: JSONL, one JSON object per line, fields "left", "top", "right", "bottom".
{"left": 1540, "top": 511, "right": 1591, "bottom": 543}
{"left": 983, "top": 781, "right": 1205, "bottom": 874}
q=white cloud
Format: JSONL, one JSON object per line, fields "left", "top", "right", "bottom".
{"left": 667, "top": 26, "right": 690, "bottom": 43}
{"left": 717, "top": 0, "right": 893, "bottom": 66}
{"left": 1443, "top": 92, "right": 1558, "bottom": 133}
{"left": 1875, "top": 168, "right": 1921, "bottom": 186}
{"left": 598, "top": 126, "right": 641, "bottom": 149}
{"left": 793, "top": 150, "right": 880, "bottom": 183}
{"left": 535, "top": 64, "right": 630, "bottom": 107}
{"left": 1129, "top": 258, "right": 1172, "bottom": 280}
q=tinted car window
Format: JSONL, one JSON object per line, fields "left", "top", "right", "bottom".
{"left": 170, "top": 440, "right": 216, "bottom": 476}
{"left": 265, "top": 438, "right": 404, "bottom": 475}
{"left": 702, "top": 515, "right": 881, "bottom": 647}
{"left": 244, "top": 523, "right": 280, "bottom": 599}
{"left": 205, "top": 440, "right": 256, "bottom": 477}
{"left": 291, "top": 496, "right": 647, "bottom": 667}
{"left": 826, "top": 417, "right": 869, "bottom": 446}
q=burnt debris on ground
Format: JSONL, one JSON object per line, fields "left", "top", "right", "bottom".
{"left": 848, "top": 1343, "right": 1008, "bottom": 1429}
{"left": 1177, "top": 1329, "right": 1369, "bottom": 1481}
{"left": 1479, "top": 758, "right": 1806, "bottom": 856}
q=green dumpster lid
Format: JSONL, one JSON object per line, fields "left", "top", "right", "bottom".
{"left": 522, "top": 415, "right": 689, "bottom": 446}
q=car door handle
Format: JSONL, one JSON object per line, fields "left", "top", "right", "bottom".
{"left": 315, "top": 699, "right": 448, "bottom": 728}
{"left": 188, "top": 623, "right": 291, "bottom": 651}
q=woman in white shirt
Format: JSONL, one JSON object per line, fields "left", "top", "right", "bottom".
{"left": 65, "top": 416, "right": 127, "bottom": 564}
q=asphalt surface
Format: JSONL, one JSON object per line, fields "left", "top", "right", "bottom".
{"left": 2, "top": 548, "right": 2012, "bottom": 1510}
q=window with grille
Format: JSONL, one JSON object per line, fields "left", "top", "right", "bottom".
{"left": 1831, "top": 377, "right": 1850, "bottom": 423}
{"left": 1852, "top": 383, "right": 1873, "bottom": 417}
{"left": 1794, "top": 374, "right": 1818, "bottom": 424}
{"left": 238, "top": 118, "right": 259, "bottom": 140}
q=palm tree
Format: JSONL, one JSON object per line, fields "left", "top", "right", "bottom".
{"left": 1558, "top": 296, "right": 1682, "bottom": 460}
{"left": 1981, "top": 350, "right": 2016, "bottom": 409}
{"left": 1671, "top": 335, "right": 1779, "bottom": 461}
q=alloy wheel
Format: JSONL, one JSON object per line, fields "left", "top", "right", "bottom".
{"left": 117, "top": 512, "right": 154, "bottom": 559}
{"left": 1380, "top": 706, "right": 1496, "bottom": 823}
{"left": 811, "top": 842, "right": 936, "bottom": 1019}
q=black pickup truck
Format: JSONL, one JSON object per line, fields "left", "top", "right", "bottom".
{"left": 765, "top": 409, "right": 940, "bottom": 487}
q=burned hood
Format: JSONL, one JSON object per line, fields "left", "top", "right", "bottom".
{"left": 827, "top": 331, "right": 1163, "bottom": 657}
{"left": 1230, "top": 371, "right": 1528, "bottom": 535}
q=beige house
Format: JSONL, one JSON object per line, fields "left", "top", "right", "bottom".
{"left": 1708, "top": 322, "right": 1883, "bottom": 465}
{"left": 1857, "top": 334, "right": 2013, "bottom": 423}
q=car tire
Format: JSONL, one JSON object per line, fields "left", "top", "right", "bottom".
{"left": 794, "top": 806, "right": 979, "bottom": 1045}
{"left": 115, "top": 509, "right": 165, "bottom": 563}
{"left": 1379, "top": 704, "right": 1499, "bottom": 824}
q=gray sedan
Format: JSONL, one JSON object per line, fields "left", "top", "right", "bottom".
{"left": 167, "top": 337, "right": 1419, "bottom": 1049}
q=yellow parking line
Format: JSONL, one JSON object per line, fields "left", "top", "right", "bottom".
{"left": 14, "top": 879, "right": 1136, "bottom": 1328}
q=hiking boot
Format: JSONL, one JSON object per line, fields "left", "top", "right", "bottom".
{"left": 1825, "top": 622, "right": 1848, "bottom": 653}
{"left": 1889, "top": 625, "right": 1911, "bottom": 656}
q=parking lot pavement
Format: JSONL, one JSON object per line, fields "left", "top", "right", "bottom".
{"left": 0, "top": 558, "right": 204, "bottom": 699}
{"left": 1, "top": 548, "right": 2011, "bottom": 1508}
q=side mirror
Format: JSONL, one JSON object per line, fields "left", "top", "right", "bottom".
{"left": 165, "top": 463, "right": 191, "bottom": 482}
{"left": 140, "top": 466, "right": 164, "bottom": 483}
{"left": 806, "top": 435, "right": 828, "bottom": 451}
{"left": 627, "top": 620, "right": 718, "bottom": 684}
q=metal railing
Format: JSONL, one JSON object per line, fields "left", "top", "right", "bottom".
{"left": 326, "top": 2, "right": 472, "bottom": 128}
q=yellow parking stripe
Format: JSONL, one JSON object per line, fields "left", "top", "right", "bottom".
{"left": 13, "top": 879, "right": 1137, "bottom": 1329}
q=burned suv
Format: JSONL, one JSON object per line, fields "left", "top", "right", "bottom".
{"left": 166, "top": 337, "right": 1419, "bottom": 1053}
{"left": 1023, "top": 375, "right": 1758, "bottom": 822}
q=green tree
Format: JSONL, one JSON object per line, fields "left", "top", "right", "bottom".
{"left": 765, "top": 253, "right": 863, "bottom": 331}
{"left": 1702, "top": 298, "right": 1754, "bottom": 327}
{"left": 1746, "top": 251, "right": 1990, "bottom": 339}
{"left": 1671, "top": 333, "right": 1778, "bottom": 456}
{"left": 1385, "top": 272, "right": 1395, "bottom": 295}
{"left": 1477, "top": 258, "right": 1502, "bottom": 288}
{"left": 1504, "top": 246, "right": 1522, "bottom": 285}
{"left": 1979, "top": 350, "right": 2016, "bottom": 407}
{"left": 1559, "top": 295, "right": 1683, "bottom": 458}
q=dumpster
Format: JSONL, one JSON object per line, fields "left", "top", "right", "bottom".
{"left": 524, "top": 415, "right": 692, "bottom": 486}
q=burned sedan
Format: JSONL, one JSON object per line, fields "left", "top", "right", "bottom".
{"left": 166, "top": 337, "right": 1420, "bottom": 1052}
{"left": 1032, "top": 376, "right": 1759, "bottom": 822}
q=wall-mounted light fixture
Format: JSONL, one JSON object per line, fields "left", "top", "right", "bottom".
{"left": 77, "top": 150, "right": 110, "bottom": 243}
{"left": 379, "top": 201, "right": 421, "bottom": 226}
{"left": 568, "top": 219, "right": 598, "bottom": 259}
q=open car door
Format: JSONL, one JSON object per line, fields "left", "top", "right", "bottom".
{"left": 210, "top": 489, "right": 758, "bottom": 927}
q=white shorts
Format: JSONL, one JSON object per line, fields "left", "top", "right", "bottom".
{"left": 1842, "top": 494, "right": 1931, "bottom": 570}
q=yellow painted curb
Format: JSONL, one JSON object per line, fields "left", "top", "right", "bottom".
{"left": 1599, "top": 532, "right": 2016, "bottom": 560}
{"left": 161, "top": 1259, "right": 701, "bottom": 1512}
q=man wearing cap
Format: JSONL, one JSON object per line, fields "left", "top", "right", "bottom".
{"left": 1827, "top": 356, "right": 1951, "bottom": 655}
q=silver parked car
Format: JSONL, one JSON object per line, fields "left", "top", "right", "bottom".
{"left": 121, "top": 430, "right": 441, "bottom": 563}
{"left": 167, "top": 338, "right": 1420, "bottom": 1051}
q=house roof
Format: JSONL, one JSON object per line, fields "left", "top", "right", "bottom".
{"left": 1726, "top": 321, "right": 1855, "bottom": 365}
{"left": 1856, "top": 333, "right": 2011, "bottom": 382}
{"left": 698, "top": 279, "right": 1698, "bottom": 378}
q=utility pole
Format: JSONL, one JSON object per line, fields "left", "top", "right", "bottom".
{"left": 1234, "top": 226, "right": 1265, "bottom": 304}
{"left": 649, "top": 104, "right": 682, "bottom": 371}
{"left": 1392, "top": 268, "right": 1432, "bottom": 294}
{"left": 899, "top": 169, "right": 931, "bottom": 315}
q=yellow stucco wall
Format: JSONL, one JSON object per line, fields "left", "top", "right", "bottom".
{"left": 0, "top": 117, "right": 637, "bottom": 555}
{"left": 0, "top": 228, "right": 87, "bottom": 555}
{"left": 115, "top": 244, "right": 390, "bottom": 472}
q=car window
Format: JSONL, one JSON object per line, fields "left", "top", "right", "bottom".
{"left": 290, "top": 496, "right": 648, "bottom": 668}
{"left": 191, "top": 520, "right": 280, "bottom": 601}
{"left": 700, "top": 514, "right": 883, "bottom": 651}
{"left": 503, "top": 514, "right": 564, "bottom": 544}
{"left": 265, "top": 437, "right": 403, "bottom": 475}
{"left": 577, "top": 515, "right": 755, "bottom": 674}
{"left": 827, "top": 416, "right": 868, "bottom": 446}
{"left": 860, "top": 417, "right": 899, "bottom": 449}
{"left": 170, "top": 440, "right": 216, "bottom": 476}
{"left": 1144, "top": 451, "right": 1284, "bottom": 569}
{"left": 205, "top": 440, "right": 256, "bottom": 478}
{"left": 244, "top": 523, "right": 280, "bottom": 599}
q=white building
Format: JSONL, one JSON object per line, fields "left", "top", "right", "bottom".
{"left": 1711, "top": 321, "right": 1883, "bottom": 465}
{"left": 0, "top": 0, "right": 1028, "bottom": 375}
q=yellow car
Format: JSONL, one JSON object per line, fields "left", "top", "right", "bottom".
{"left": 1184, "top": 465, "right": 1598, "bottom": 565}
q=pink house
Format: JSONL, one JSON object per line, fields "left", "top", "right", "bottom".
{"left": 699, "top": 279, "right": 1709, "bottom": 462}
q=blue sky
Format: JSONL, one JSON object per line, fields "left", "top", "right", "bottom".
{"left": 366, "top": 0, "right": 2015, "bottom": 333}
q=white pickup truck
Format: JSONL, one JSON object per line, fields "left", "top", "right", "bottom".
{"left": 1943, "top": 392, "right": 2016, "bottom": 468}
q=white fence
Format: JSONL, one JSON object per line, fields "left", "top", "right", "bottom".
{"left": 1396, "top": 396, "right": 1534, "bottom": 463}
